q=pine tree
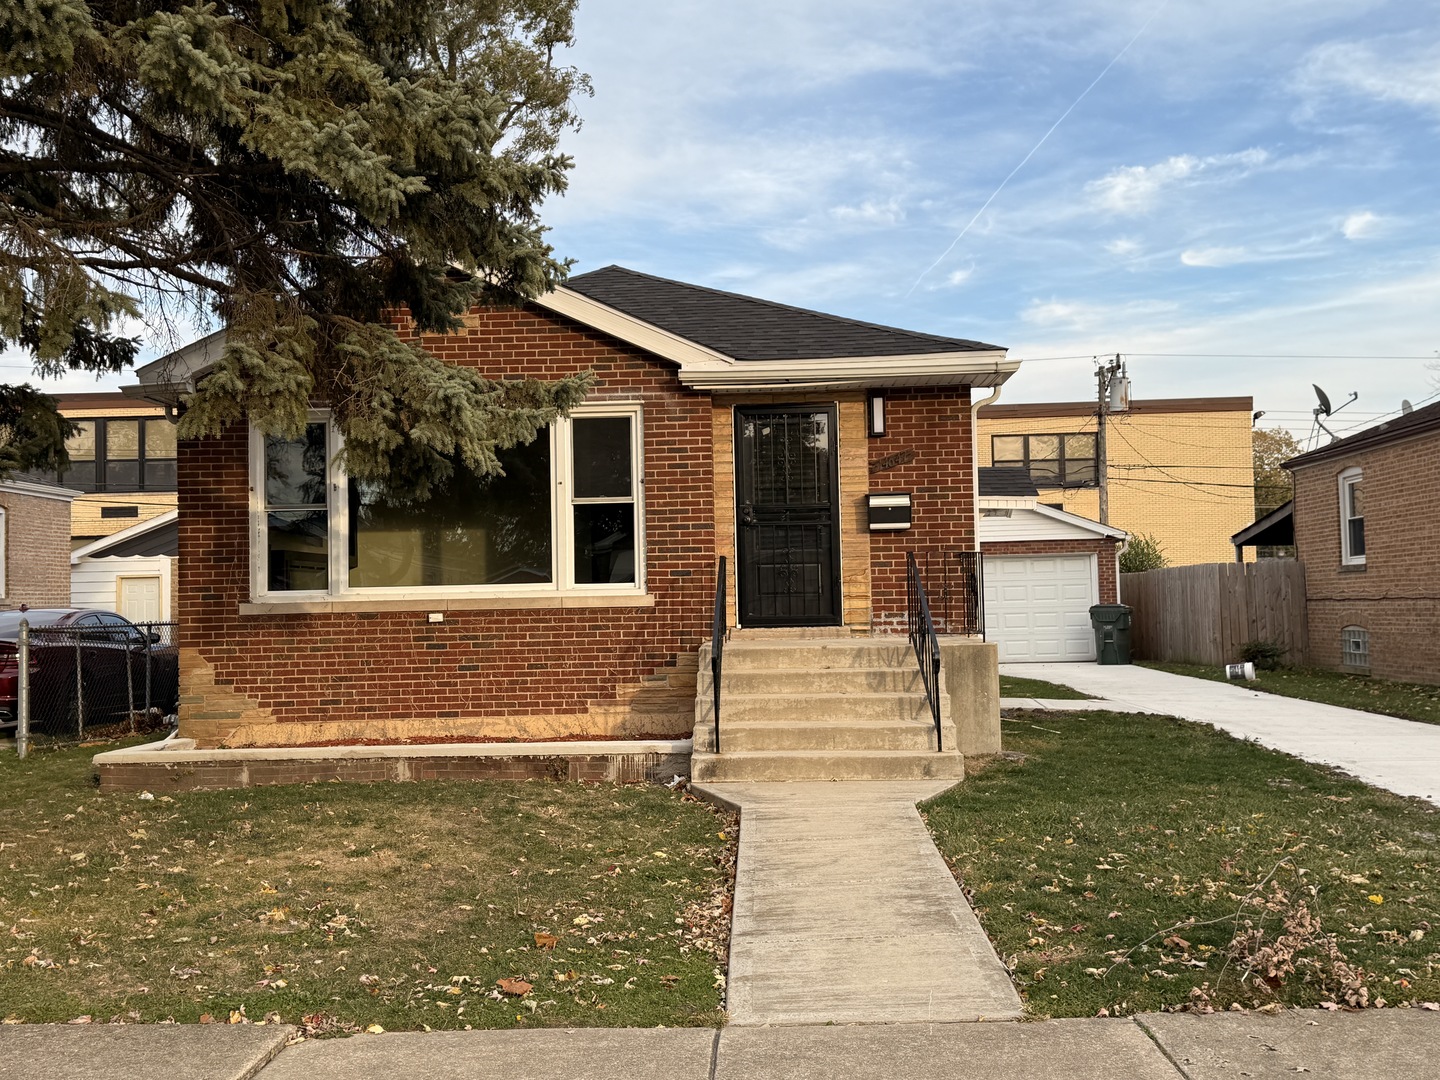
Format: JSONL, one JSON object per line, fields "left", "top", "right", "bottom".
{"left": 0, "top": 0, "right": 592, "bottom": 494}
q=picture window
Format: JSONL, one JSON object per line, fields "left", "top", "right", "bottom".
{"left": 993, "top": 432, "right": 1097, "bottom": 488}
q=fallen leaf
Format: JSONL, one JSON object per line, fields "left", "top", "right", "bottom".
{"left": 366, "top": 1024, "right": 385, "bottom": 1034}
{"left": 534, "top": 933, "right": 558, "bottom": 950}
{"left": 497, "top": 978, "right": 532, "bottom": 996}
{"left": 198, "top": 1014, "right": 214, "bottom": 1024}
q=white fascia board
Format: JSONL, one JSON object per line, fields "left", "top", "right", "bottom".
{"left": 71, "top": 509, "right": 179, "bottom": 564}
{"left": 129, "top": 330, "right": 226, "bottom": 405}
{"left": 0, "top": 478, "right": 83, "bottom": 502}
{"left": 679, "top": 353, "right": 1017, "bottom": 391}
{"left": 1029, "top": 502, "right": 1129, "bottom": 540}
{"left": 978, "top": 497, "right": 1038, "bottom": 510}
{"left": 535, "top": 287, "right": 735, "bottom": 370}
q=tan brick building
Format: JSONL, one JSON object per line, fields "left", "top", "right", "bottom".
{"left": 1286, "top": 399, "right": 1440, "bottom": 685}
{"left": 978, "top": 397, "right": 1256, "bottom": 566}
{"left": 0, "top": 479, "right": 79, "bottom": 608}
{"left": 37, "top": 393, "right": 179, "bottom": 546}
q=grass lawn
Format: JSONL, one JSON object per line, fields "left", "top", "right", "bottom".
{"left": 924, "top": 711, "right": 1440, "bottom": 1018}
{"left": 998, "top": 675, "right": 1092, "bottom": 700}
{"left": 1, "top": 741, "right": 736, "bottom": 1033}
{"left": 1141, "top": 662, "right": 1440, "bottom": 726}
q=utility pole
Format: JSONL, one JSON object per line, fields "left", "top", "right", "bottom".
{"left": 1096, "top": 355, "right": 1127, "bottom": 525}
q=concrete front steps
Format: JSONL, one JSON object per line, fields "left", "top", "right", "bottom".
{"left": 691, "top": 637, "right": 964, "bottom": 782}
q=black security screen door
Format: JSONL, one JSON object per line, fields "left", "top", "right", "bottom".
{"left": 735, "top": 406, "right": 841, "bottom": 626}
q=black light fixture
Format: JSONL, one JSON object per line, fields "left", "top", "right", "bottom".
{"left": 867, "top": 391, "right": 886, "bottom": 437}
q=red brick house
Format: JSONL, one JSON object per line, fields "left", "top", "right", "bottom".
{"left": 131, "top": 267, "right": 1020, "bottom": 750}
{"left": 1285, "top": 398, "right": 1440, "bottom": 685}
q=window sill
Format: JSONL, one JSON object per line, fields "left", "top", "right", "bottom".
{"left": 1339, "top": 562, "right": 1367, "bottom": 573}
{"left": 238, "top": 593, "right": 656, "bottom": 616}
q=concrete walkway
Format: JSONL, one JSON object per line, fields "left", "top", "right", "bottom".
{"left": 1001, "top": 662, "right": 1440, "bottom": 806}
{"left": 693, "top": 780, "right": 1022, "bottom": 1025}
{"left": 7, "top": 1011, "right": 1440, "bottom": 1079}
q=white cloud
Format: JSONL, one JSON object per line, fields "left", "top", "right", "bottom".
{"left": 1105, "top": 237, "right": 1141, "bottom": 257}
{"left": 1020, "top": 297, "right": 1178, "bottom": 333}
{"left": 1341, "top": 211, "right": 1382, "bottom": 240}
{"left": 1296, "top": 38, "right": 1440, "bottom": 115}
{"left": 830, "top": 198, "right": 905, "bottom": 226}
{"left": 944, "top": 267, "right": 974, "bottom": 287}
{"left": 1085, "top": 149, "right": 1271, "bottom": 215}
{"left": 1180, "top": 246, "right": 1250, "bottom": 268}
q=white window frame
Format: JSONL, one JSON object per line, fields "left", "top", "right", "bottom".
{"left": 1338, "top": 467, "right": 1365, "bottom": 566}
{"left": 249, "top": 404, "right": 646, "bottom": 602}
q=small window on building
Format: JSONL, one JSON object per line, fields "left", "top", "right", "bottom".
{"left": 992, "top": 432, "right": 1098, "bottom": 488}
{"left": 1339, "top": 467, "right": 1365, "bottom": 565}
{"left": 101, "top": 505, "right": 140, "bottom": 519}
{"left": 1341, "top": 626, "right": 1369, "bottom": 669}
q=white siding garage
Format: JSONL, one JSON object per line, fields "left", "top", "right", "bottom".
{"left": 983, "top": 554, "right": 1099, "bottom": 662}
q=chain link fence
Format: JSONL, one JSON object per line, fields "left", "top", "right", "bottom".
{"left": 12, "top": 620, "right": 179, "bottom": 753}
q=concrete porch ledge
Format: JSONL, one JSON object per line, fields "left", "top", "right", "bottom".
{"left": 93, "top": 737, "right": 693, "bottom": 792}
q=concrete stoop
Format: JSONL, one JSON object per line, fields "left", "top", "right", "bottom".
{"left": 692, "top": 637, "right": 963, "bottom": 781}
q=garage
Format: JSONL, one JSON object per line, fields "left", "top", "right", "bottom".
{"left": 975, "top": 467, "right": 1128, "bottom": 664}
{"left": 983, "top": 553, "right": 1099, "bottom": 662}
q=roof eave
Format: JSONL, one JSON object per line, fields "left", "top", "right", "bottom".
{"left": 537, "top": 285, "right": 1016, "bottom": 391}
{"left": 71, "top": 509, "right": 180, "bottom": 563}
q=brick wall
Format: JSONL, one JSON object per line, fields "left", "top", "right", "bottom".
{"left": 1291, "top": 430, "right": 1440, "bottom": 685}
{"left": 980, "top": 538, "right": 1121, "bottom": 604}
{"left": 867, "top": 388, "right": 974, "bottom": 632}
{"left": 0, "top": 488, "right": 72, "bottom": 608}
{"left": 979, "top": 400, "right": 1254, "bottom": 566}
{"left": 178, "top": 304, "right": 716, "bottom": 746}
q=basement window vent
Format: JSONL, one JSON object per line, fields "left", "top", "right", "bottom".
{"left": 1341, "top": 626, "right": 1370, "bottom": 669}
{"left": 100, "top": 505, "right": 140, "bottom": 519}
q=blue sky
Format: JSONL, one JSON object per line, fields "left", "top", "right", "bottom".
{"left": 543, "top": 0, "right": 1440, "bottom": 444}
{"left": 21, "top": 0, "right": 1440, "bottom": 447}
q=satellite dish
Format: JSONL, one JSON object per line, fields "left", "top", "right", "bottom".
{"left": 1402, "top": 399, "right": 1414, "bottom": 414}
{"left": 1313, "top": 384, "right": 1333, "bottom": 417}
{"left": 1310, "top": 384, "right": 1359, "bottom": 445}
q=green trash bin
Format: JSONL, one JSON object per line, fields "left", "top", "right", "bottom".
{"left": 1089, "top": 604, "right": 1133, "bottom": 665}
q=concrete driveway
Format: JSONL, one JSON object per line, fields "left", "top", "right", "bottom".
{"left": 1002, "top": 662, "right": 1440, "bottom": 807}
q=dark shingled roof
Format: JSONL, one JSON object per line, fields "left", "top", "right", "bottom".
{"left": 1286, "top": 397, "right": 1440, "bottom": 470}
{"left": 564, "top": 265, "right": 1004, "bottom": 361}
{"left": 90, "top": 519, "right": 178, "bottom": 559}
{"left": 978, "top": 466, "right": 1040, "bottom": 498}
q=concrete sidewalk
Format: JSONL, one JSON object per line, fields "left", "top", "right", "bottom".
{"left": 694, "top": 781, "right": 1022, "bottom": 1025}
{"left": 1001, "top": 662, "right": 1440, "bottom": 806}
{"left": 7, "top": 1011, "right": 1440, "bottom": 1079}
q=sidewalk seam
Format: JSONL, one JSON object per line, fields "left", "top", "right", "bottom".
{"left": 1131, "top": 1015, "right": 1196, "bottom": 1080}
{"left": 709, "top": 1028, "right": 722, "bottom": 1080}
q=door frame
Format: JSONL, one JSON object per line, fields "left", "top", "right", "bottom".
{"left": 732, "top": 403, "right": 843, "bottom": 628}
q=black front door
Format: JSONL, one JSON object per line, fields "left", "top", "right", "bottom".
{"left": 735, "top": 406, "right": 841, "bottom": 626}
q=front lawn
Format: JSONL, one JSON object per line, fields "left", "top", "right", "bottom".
{"left": 924, "top": 711, "right": 1440, "bottom": 1018}
{"left": 1141, "top": 662, "right": 1440, "bottom": 726}
{"left": 1, "top": 742, "right": 735, "bottom": 1033}
{"left": 998, "top": 675, "right": 1091, "bottom": 700}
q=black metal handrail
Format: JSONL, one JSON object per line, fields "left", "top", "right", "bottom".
{"left": 921, "top": 549, "right": 985, "bottom": 638}
{"left": 711, "top": 556, "right": 727, "bottom": 753}
{"left": 906, "top": 551, "right": 944, "bottom": 752}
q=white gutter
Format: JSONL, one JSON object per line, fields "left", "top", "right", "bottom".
{"left": 970, "top": 383, "right": 1004, "bottom": 549}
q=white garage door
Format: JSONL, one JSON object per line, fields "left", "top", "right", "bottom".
{"left": 983, "top": 554, "right": 1098, "bottom": 663}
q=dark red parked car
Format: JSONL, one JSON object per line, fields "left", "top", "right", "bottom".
{"left": 0, "top": 609, "right": 179, "bottom": 735}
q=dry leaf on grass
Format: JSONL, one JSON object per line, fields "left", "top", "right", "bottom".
{"left": 496, "top": 977, "right": 532, "bottom": 996}
{"left": 534, "top": 933, "right": 558, "bottom": 950}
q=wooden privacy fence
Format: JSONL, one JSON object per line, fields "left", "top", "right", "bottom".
{"left": 1121, "top": 560, "right": 1308, "bottom": 667}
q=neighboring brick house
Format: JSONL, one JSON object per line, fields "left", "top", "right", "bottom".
{"left": 0, "top": 478, "right": 80, "bottom": 608}
{"left": 27, "top": 392, "right": 179, "bottom": 547}
{"left": 977, "top": 466, "right": 1127, "bottom": 662}
{"left": 131, "top": 266, "right": 1019, "bottom": 748}
{"left": 1285, "top": 399, "right": 1440, "bottom": 686}
{"left": 977, "top": 396, "right": 1255, "bottom": 566}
